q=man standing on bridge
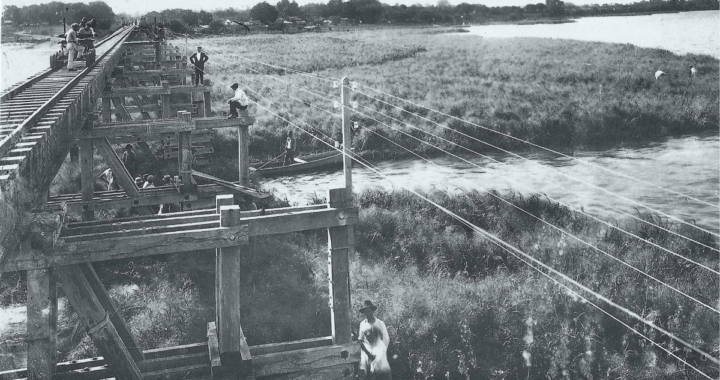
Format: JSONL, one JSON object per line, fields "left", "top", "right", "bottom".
{"left": 66, "top": 23, "right": 80, "bottom": 71}
{"left": 189, "top": 46, "right": 209, "bottom": 87}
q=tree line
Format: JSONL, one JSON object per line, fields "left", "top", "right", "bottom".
{"left": 3, "top": 1, "right": 115, "bottom": 30}
{"left": 3, "top": 0, "right": 718, "bottom": 35}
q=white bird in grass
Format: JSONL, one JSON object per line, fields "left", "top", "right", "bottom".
{"left": 655, "top": 70, "right": 665, "bottom": 80}
{"left": 689, "top": 65, "right": 698, "bottom": 77}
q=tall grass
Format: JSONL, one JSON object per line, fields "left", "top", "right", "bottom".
{"left": 186, "top": 29, "right": 718, "bottom": 164}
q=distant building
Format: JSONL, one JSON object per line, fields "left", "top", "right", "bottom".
{"left": 143, "top": 11, "right": 163, "bottom": 25}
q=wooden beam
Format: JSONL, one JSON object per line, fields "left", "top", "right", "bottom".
{"left": 341, "top": 77, "right": 353, "bottom": 194}
{"left": 119, "top": 69, "right": 193, "bottom": 79}
{"left": 110, "top": 97, "right": 133, "bottom": 121}
{"left": 62, "top": 220, "right": 220, "bottom": 242}
{"left": 55, "top": 265, "right": 142, "bottom": 380}
{"left": 78, "top": 120, "right": 194, "bottom": 139}
{"left": 327, "top": 188, "right": 353, "bottom": 345}
{"left": 256, "top": 362, "right": 355, "bottom": 380}
{"left": 192, "top": 171, "right": 269, "bottom": 199}
{"left": 238, "top": 125, "right": 249, "bottom": 187}
{"left": 178, "top": 129, "right": 196, "bottom": 193}
{"left": 252, "top": 342, "right": 359, "bottom": 378}
{"left": 245, "top": 207, "right": 358, "bottom": 237}
{"left": 26, "top": 268, "right": 57, "bottom": 380}
{"left": 4, "top": 225, "right": 248, "bottom": 272}
{"left": 80, "top": 263, "right": 145, "bottom": 362}
{"left": 104, "top": 84, "right": 210, "bottom": 97}
{"left": 61, "top": 213, "right": 220, "bottom": 237}
{"left": 250, "top": 337, "right": 333, "bottom": 356}
{"left": 195, "top": 115, "right": 255, "bottom": 129}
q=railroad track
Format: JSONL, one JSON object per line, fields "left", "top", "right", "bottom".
{"left": 0, "top": 25, "right": 135, "bottom": 199}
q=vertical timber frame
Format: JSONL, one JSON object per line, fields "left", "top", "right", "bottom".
{"left": 341, "top": 77, "right": 352, "bottom": 194}
{"left": 327, "top": 188, "right": 353, "bottom": 344}
{"left": 238, "top": 124, "right": 250, "bottom": 187}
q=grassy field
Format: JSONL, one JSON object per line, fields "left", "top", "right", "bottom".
{"left": 182, "top": 28, "right": 718, "bottom": 164}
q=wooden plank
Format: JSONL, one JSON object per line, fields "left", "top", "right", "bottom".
{"left": 258, "top": 362, "right": 355, "bottom": 380}
{"left": 55, "top": 265, "right": 142, "bottom": 380}
{"left": 4, "top": 225, "right": 248, "bottom": 272}
{"left": 327, "top": 188, "right": 353, "bottom": 344}
{"left": 78, "top": 122, "right": 195, "bottom": 139}
{"left": 341, "top": 77, "right": 353, "bottom": 193}
{"left": 238, "top": 125, "right": 250, "bottom": 186}
{"left": 66, "top": 209, "right": 215, "bottom": 228}
{"left": 26, "top": 268, "right": 57, "bottom": 380}
{"left": 104, "top": 84, "right": 210, "bottom": 96}
{"left": 62, "top": 213, "right": 220, "bottom": 236}
{"left": 250, "top": 337, "right": 333, "bottom": 356}
{"left": 80, "top": 263, "right": 145, "bottom": 362}
{"left": 195, "top": 115, "right": 255, "bottom": 130}
{"left": 252, "top": 342, "right": 359, "bottom": 377}
{"left": 111, "top": 97, "right": 132, "bottom": 121}
{"left": 178, "top": 131, "right": 196, "bottom": 193}
{"left": 94, "top": 138, "right": 153, "bottom": 215}
{"left": 62, "top": 220, "right": 220, "bottom": 242}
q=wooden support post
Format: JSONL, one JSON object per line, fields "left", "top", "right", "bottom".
{"left": 178, "top": 113, "right": 197, "bottom": 193}
{"left": 203, "top": 83, "right": 211, "bottom": 117}
{"left": 161, "top": 81, "right": 171, "bottom": 119}
{"left": 327, "top": 188, "right": 353, "bottom": 345}
{"left": 238, "top": 125, "right": 249, "bottom": 187}
{"left": 102, "top": 97, "right": 111, "bottom": 122}
{"left": 56, "top": 265, "right": 143, "bottom": 380}
{"left": 340, "top": 77, "right": 352, "bottom": 195}
{"left": 215, "top": 194, "right": 234, "bottom": 331}
{"left": 80, "top": 138, "right": 94, "bottom": 221}
{"left": 80, "top": 263, "right": 145, "bottom": 362}
{"left": 154, "top": 41, "right": 161, "bottom": 67}
{"left": 26, "top": 269, "right": 57, "bottom": 380}
{"left": 216, "top": 204, "right": 252, "bottom": 373}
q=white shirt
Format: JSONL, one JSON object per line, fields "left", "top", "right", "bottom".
{"left": 229, "top": 88, "right": 250, "bottom": 107}
{"left": 359, "top": 318, "right": 391, "bottom": 376}
{"left": 101, "top": 168, "right": 114, "bottom": 183}
{"left": 66, "top": 29, "right": 78, "bottom": 44}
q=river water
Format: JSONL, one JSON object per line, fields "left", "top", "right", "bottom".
{"left": 262, "top": 10, "right": 720, "bottom": 234}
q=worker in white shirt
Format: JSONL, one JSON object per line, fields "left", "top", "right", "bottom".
{"left": 66, "top": 23, "right": 80, "bottom": 71}
{"left": 98, "top": 168, "right": 118, "bottom": 191}
{"left": 358, "top": 300, "right": 392, "bottom": 380}
{"left": 227, "top": 83, "right": 250, "bottom": 119}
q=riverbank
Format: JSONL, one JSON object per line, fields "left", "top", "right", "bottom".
{"left": 192, "top": 28, "right": 718, "bottom": 165}
{"left": 1, "top": 189, "right": 716, "bottom": 378}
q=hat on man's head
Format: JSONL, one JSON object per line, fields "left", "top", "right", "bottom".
{"left": 146, "top": 175, "right": 156, "bottom": 182}
{"left": 359, "top": 300, "right": 377, "bottom": 313}
{"left": 230, "top": 83, "right": 239, "bottom": 89}
{"left": 71, "top": 23, "right": 80, "bottom": 28}
{"left": 125, "top": 144, "right": 133, "bottom": 150}
{"left": 163, "top": 175, "right": 172, "bottom": 181}
{"left": 197, "top": 46, "right": 202, "bottom": 49}
{"left": 287, "top": 130, "right": 293, "bottom": 135}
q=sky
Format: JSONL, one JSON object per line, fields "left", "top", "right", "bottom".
{"left": 1, "top": 0, "right": 641, "bottom": 17}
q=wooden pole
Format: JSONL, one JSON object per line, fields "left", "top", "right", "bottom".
{"left": 238, "top": 125, "right": 249, "bottom": 187}
{"left": 216, "top": 204, "right": 249, "bottom": 367}
{"left": 26, "top": 269, "right": 57, "bottom": 380}
{"left": 56, "top": 265, "right": 143, "bottom": 380}
{"left": 327, "top": 188, "right": 353, "bottom": 344}
{"left": 215, "top": 194, "right": 234, "bottom": 331}
{"left": 341, "top": 77, "right": 352, "bottom": 196}
{"left": 178, "top": 127, "right": 196, "bottom": 193}
{"left": 203, "top": 81, "right": 211, "bottom": 117}
{"left": 161, "top": 81, "right": 170, "bottom": 119}
{"left": 80, "top": 138, "right": 94, "bottom": 221}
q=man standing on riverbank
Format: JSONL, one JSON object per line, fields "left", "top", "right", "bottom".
{"left": 189, "top": 46, "right": 209, "bottom": 86}
{"left": 66, "top": 23, "right": 80, "bottom": 71}
{"left": 358, "top": 300, "right": 392, "bottom": 380}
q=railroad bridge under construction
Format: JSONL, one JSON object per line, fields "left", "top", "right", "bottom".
{"left": 0, "top": 25, "right": 359, "bottom": 379}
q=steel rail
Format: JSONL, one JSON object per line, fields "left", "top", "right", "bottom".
{"left": 0, "top": 26, "right": 133, "bottom": 158}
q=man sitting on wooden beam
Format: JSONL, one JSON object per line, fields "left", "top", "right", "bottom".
{"left": 227, "top": 83, "right": 250, "bottom": 119}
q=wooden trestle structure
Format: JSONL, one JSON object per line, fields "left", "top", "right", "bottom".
{"left": 0, "top": 27, "right": 359, "bottom": 379}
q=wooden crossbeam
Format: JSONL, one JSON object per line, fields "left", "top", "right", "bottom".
{"left": 61, "top": 213, "right": 220, "bottom": 237}
{"left": 110, "top": 97, "right": 133, "bottom": 121}
{"left": 252, "top": 342, "right": 358, "bottom": 378}
{"left": 104, "top": 84, "right": 210, "bottom": 96}
{"left": 118, "top": 69, "right": 192, "bottom": 79}
{"left": 55, "top": 265, "right": 142, "bottom": 380}
{"left": 78, "top": 120, "right": 194, "bottom": 139}
{"left": 63, "top": 220, "right": 220, "bottom": 242}
{"left": 192, "top": 171, "right": 269, "bottom": 199}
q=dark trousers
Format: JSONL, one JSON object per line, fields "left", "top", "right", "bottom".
{"left": 284, "top": 149, "right": 295, "bottom": 166}
{"left": 229, "top": 101, "right": 247, "bottom": 117}
{"left": 194, "top": 67, "right": 204, "bottom": 85}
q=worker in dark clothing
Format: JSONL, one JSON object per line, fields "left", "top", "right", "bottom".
{"left": 189, "top": 46, "right": 209, "bottom": 86}
{"left": 122, "top": 144, "right": 137, "bottom": 176}
{"left": 283, "top": 130, "right": 297, "bottom": 166}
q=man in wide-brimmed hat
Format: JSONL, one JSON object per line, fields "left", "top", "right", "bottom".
{"left": 358, "top": 300, "right": 392, "bottom": 379}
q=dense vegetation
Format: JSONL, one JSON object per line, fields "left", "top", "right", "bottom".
{"left": 2, "top": 1, "right": 115, "bottom": 30}
{"left": 191, "top": 29, "right": 718, "bottom": 166}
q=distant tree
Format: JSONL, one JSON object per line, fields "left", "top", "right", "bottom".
{"left": 85, "top": 1, "right": 115, "bottom": 29}
{"left": 349, "top": 0, "right": 383, "bottom": 23}
{"left": 545, "top": 0, "right": 566, "bottom": 16}
{"left": 167, "top": 19, "right": 188, "bottom": 34}
{"left": 207, "top": 19, "right": 225, "bottom": 33}
{"left": 3, "top": 5, "right": 21, "bottom": 22}
{"left": 277, "top": 0, "right": 303, "bottom": 18}
{"left": 198, "top": 10, "right": 213, "bottom": 24}
{"left": 251, "top": 2, "right": 279, "bottom": 24}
